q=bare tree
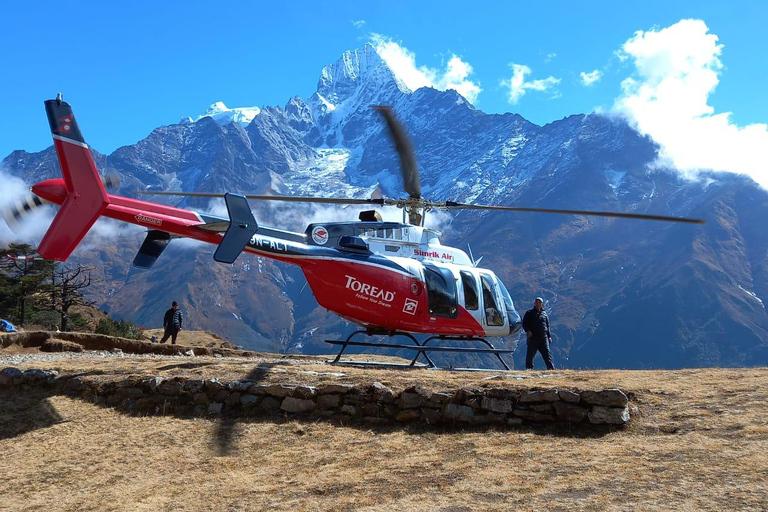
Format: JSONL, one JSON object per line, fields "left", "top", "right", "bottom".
{"left": 43, "top": 264, "right": 95, "bottom": 332}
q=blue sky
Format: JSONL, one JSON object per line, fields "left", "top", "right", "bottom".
{"left": 1, "top": 0, "right": 767, "bottom": 179}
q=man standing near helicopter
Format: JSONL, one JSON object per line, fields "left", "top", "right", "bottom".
{"left": 522, "top": 297, "right": 555, "bottom": 370}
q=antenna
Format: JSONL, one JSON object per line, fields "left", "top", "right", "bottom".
{"left": 467, "top": 244, "right": 483, "bottom": 267}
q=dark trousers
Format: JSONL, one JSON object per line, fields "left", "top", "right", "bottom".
{"left": 525, "top": 337, "right": 554, "bottom": 370}
{"left": 160, "top": 326, "right": 179, "bottom": 344}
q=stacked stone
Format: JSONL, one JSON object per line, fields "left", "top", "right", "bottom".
{"left": 0, "top": 367, "right": 631, "bottom": 426}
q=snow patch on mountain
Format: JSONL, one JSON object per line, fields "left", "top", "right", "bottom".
{"left": 182, "top": 101, "right": 261, "bottom": 126}
{"left": 605, "top": 169, "right": 627, "bottom": 191}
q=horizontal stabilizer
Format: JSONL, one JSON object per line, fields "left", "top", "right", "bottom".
{"left": 133, "top": 230, "right": 171, "bottom": 269}
{"left": 214, "top": 193, "right": 258, "bottom": 264}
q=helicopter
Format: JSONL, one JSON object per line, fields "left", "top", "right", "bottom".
{"left": 3, "top": 96, "right": 704, "bottom": 369}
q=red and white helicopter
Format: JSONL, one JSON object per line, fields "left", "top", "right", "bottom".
{"left": 5, "top": 96, "right": 704, "bottom": 369}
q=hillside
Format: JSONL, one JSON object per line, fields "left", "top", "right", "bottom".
{"left": 1, "top": 335, "right": 766, "bottom": 511}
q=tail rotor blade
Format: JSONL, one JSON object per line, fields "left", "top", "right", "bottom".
{"left": 102, "top": 173, "right": 120, "bottom": 191}
{"left": 2, "top": 194, "right": 48, "bottom": 233}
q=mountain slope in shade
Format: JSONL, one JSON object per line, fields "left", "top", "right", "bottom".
{"left": 3, "top": 43, "right": 768, "bottom": 368}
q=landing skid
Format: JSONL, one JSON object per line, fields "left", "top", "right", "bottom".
{"left": 325, "top": 329, "right": 513, "bottom": 371}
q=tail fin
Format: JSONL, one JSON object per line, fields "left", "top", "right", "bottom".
{"left": 38, "top": 98, "right": 109, "bottom": 261}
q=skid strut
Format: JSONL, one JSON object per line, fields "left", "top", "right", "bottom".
{"left": 325, "top": 330, "right": 513, "bottom": 371}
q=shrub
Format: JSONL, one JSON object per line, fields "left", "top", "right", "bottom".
{"left": 95, "top": 317, "right": 142, "bottom": 339}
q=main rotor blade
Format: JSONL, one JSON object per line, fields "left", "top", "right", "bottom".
{"left": 373, "top": 106, "right": 421, "bottom": 199}
{"left": 443, "top": 201, "right": 705, "bottom": 224}
{"left": 136, "top": 190, "right": 386, "bottom": 206}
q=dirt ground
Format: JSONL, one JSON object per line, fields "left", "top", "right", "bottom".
{"left": 1, "top": 336, "right": 767, "bottom": 511}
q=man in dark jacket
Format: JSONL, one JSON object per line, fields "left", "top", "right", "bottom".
{"left": 160, "top": 301, "right": 183, "bottom": 345}
{"left": 521, "top": 297, "right": 554, "bottom": 370}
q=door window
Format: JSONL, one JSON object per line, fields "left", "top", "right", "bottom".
{"left": 460, "top": 271, "right": 479, "bottom": 311}
{"left": 424, "top": 264, "right": 458, "bottom": 318}
{"left": 480, "top": 274, "right": 504, "bottom": 326}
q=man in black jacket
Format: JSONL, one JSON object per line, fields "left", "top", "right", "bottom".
{"left": 522, "top": 297, "right": 555, "bottom": 370}
{"left": 160, "top": 301, "right": 183, "bottom": 345}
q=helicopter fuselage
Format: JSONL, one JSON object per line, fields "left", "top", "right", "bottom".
{"left": 32, "top": 175, "right": 522, "bottom": 338}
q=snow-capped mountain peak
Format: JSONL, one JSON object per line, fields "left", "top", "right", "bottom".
{"left": 182, "top": 101, "right": 261, "bottom": 126}
{"left": 315, "top": 43, "right": 407, "bottom": 108}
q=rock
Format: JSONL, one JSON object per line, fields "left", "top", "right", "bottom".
{"left": 340, "top": 404, "right": 357, "bottom": 416}
{"left": 421, "top": 408, "right": 442, "bottom": 425}
{"left": 281, "top": 397, "right": 316, "bottom": 413}
{"left": 184, "top": 350, "right": 195, "bottom": 356}
{"left": 116, "top": 378, "right": 141, "bottom": 389}
{"left": 553, "top": 402, "right": 590, "bottom": 422}
{"left": 240, "top": 394, "right": 259, "bottom": 406}
{"left": 582, "top": 389, "right": 629, "bottom": 407}
{"left": 228, "top": 380, "right": 254, "bottom": 392}
{"left": 257, "top": 384, "right": 296, "bottom": 398}
{"left": 473, "top": 413, "right": 504, "bottom": 425}
{"left": 110, "top": 348, "right": 123, "bottom": 356}
{"left": 259, "top": 397, "right": 282, "bottom": 412}
{"left": 157, "top": 380, "right": 184, "bottom": 396}
{"left": 484, "top": 388, "right": 518, "bottom": 400}
{"left": 144, "top": 377, "right": 164, "bottom": 393}
{"left": 64, "top": 377, "right": 85, "bottom": 392}
{"left": 114, "top": 387, "right": 144, "bottom": 400}
{"left": 317, "top": 394, "right": 341, "bottom": 409}
{"left": 317, "top": 384, "right": 354, "bottom": 395}
{"left": 22, "top": 369, "right": 50, "bottom": 382}
{"left": 558, "top": 390, "right": 581, "bottom": 404}
{"left": 513, "top": 409, "right": 555, "bottom": 422}
{"left": 212, "top": 389, "right": 230, "bottom": 403}
{"left": 291, "top": 385, "right": 317, "bottom": 399}
{"left": 519, "top": 389, "right": 560, "bottom": 403}
{"left": 588, "top": 406, "right": 630, "bottom": 425}
{"left": 396, "top": 409, "right": 421, "bottom": 422}
{"left": 207, "top": 403, "right": 223, "bottom": 414}
{"left": 444, "top": 403, "right": 475, "bottom": 422}
{"left": 225, "top": 393, "right": 242, "bottom": 406}
{"left": 426, "top": 392, "right": 452, "bottom": 407}
{"left": 183, "top": 379, "right": 205, "bottom": 393}
{"left": 481, "top": 397, "right": 513, "bottom": 414}
{"left": 205, "top": 379, "right": 224, "bottom": 393}
{"left": 400, "top": 392, "right": 426, "bottom": 409}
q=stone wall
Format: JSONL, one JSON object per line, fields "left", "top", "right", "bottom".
{"left": 0, "top": 366, "right": 632, "bottom": 427}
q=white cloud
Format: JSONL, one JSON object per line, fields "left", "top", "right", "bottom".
{"left": 502, "top": 63, "right": 561, "bottom": 104}
{"left": 613, "top": 19, "right": 768, "bottom": 188}
{"left": 370, "top": 35, "right": 482, "bottom": 104}
{"left": 545, "top": 53, "right": 557, "bottom": 63}
{"left": 351, "top": 19, "right": 366, "bottom": 29}
{"left": 580, "top": 69, "right": 603, "bottom": 86}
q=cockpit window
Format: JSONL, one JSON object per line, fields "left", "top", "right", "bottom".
{"left": 460, "top": 271, "right": 479, "bottom": 311}
{"left": 480, "top": 273, "right": 504, "bottom": 326}
{"left": 424, "top": 264, "right": 458, "bottom": 318}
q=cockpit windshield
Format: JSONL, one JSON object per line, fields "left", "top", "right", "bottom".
{"left": 497, "top": 278, "right": 515, "bottom": 311}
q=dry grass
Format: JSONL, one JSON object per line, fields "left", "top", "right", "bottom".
{"left": 140, "top": 329, "right": 238, "bottom": 350}
{"left": 1, "top": 346, "right": 767, "bottom": 511}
